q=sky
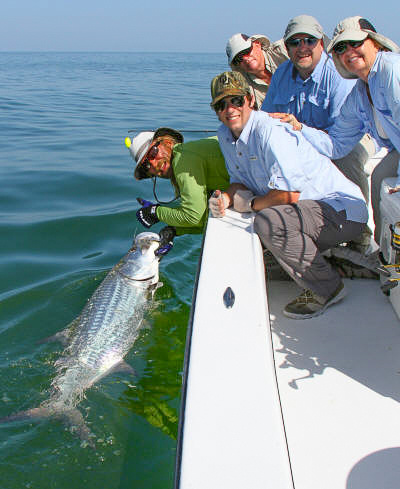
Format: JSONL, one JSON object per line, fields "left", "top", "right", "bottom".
{"left": 1, "top": 0, "right": 399, "bottom": 52}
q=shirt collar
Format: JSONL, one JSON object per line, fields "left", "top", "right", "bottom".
{"left": 237, "top": 110, "right": 256, "bottom": 144}
{"left": 368, "top": 50, "right": 382, "bottom": 81}
{"left": 219, "top": 110, "right": 256, "bottom": 145}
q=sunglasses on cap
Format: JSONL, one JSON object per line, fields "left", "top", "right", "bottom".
{"left": 232, "top": 46, "right": 252, "bottom": 66}
{"left": 213, "top": 95, "right": 246, "bottom": 113}
{"left": 286, "top": 37, "right": 318, "bottom": 48}
{"left": 333, "top": 39, "right": 365, "bottom": 55}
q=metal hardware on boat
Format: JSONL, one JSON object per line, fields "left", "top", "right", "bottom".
{"left": 223, "top": 287, "right": 235, "bottom": 308}
{"left": 391, "top": 222, "right": 400, "bottom": 250}
{"left": 330, "top": 246, "right": 390, "bottom": 277}
{"left": 381, "top": 279, "right": 399, "bottom": 296}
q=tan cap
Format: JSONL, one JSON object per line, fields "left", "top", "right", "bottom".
{"left": 210, "top": 71, "right": 250, "bottom": 107}
{"left": 328, "top": 16, "right": 400, "bottom": 79}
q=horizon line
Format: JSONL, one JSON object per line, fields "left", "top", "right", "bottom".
{"left": 0, "top": 50, "right": 223, "bottom": 54}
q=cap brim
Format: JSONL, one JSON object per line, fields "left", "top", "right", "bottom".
{"left": 211, "top": 89, "right": 248, "bottom": 107}
{"left": 154, "top": 127, "right": 184, "bottom": 144}
{"left": 284, "top": 28, "right": 323, "bottom": 42}
{"left": 133, "top": 137, "right": 155, "bottom": 180}
{"left": 228, "top": 40, "right": 252, "bottom": 64}
{"left": 250, "top": 35, "right": 271, "bottom": 49}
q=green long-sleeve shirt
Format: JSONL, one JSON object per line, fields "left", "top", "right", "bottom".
{"left": 156, "top": 137, "right": 229, "bottom": 235}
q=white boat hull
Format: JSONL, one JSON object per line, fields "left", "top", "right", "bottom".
{"left": 175, "top": 159, "right": 400, "bottom": 488}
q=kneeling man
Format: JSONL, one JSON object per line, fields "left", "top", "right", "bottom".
{"left": 209, "top": 71, "right": 367, "bottom": 319}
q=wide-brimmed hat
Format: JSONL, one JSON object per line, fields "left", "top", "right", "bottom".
{"left": 327, "top": 16, "right": 400, "bottom": 79}
{"left": 283, "top": 14, "right": 330, "bottom": 48}
{"left": 210, "top": 71, "right": 250, "bottom": 107}
{"left": 226, "top": 33, "right": 271, "bottom": 66}
{"left": 126, "top": 127, "right": 183, "bottom": 180}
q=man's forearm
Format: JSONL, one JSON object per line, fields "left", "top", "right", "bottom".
{"left": 251, "top": 189, "right": 300, "bottom": 211}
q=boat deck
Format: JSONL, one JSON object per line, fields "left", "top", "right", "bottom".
{"left": 268, "top": 278, "right": 400, "bottom": 489}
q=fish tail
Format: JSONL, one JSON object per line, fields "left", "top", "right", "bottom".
{"left": 0, "top": 406, "right": 53, "bottom": 423}
{"left": 0, "top": 406, "right": 95, "bottom": 448}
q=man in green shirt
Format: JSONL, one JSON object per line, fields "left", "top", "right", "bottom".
{"left": 126, "top": 127, "right": 229, "bottom": 254}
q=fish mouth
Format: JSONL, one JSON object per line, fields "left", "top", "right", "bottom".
{"left": 134, "top": 232, "right": 160, "bottom": 250}
{"left": 125, "top": 273, "right": 158, "bottom": 282}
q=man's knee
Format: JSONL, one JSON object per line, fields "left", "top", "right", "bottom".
{"left": 254, "top": 211, "right": 275, "bottom": 244}
{"left": 254, "top": 206, "right": 296, "bottom": 247}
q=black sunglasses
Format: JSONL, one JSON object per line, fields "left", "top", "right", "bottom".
{"left": 232, "top": 46, "right": 252, "bottom": 66}
{"left": 333, "top": 39, "right": 365, "bottom": 55}
{"left": 286, "top": 37, "right": 318, "bottom": 48}
{"left": 213, "top": 95, "right": 246, "bottom": 112}
{"left": 142, "top": 140, "right": 161, "bottom": 171}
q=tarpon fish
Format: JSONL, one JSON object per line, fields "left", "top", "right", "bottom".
{"left": 0, "top": 232, "right": 162, "bottom": 446}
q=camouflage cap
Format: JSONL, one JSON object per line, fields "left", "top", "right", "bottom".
{"left": 210, "top": 71, "right": 250, "bottom": 107}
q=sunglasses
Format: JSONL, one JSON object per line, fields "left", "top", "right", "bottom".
{"left": 333, "top": 39, "right": 365, "bottom": 55}
{"left": 286, "top": 37, "right": 318, "bottom": 48}
{"left": 232, "top": 46, "right": 252, "bottom": 66}
{"left": 142, "top": 141, "right": 161, "bottom": 171}
{"left": 213, "top": 95, "right": 246, "bottom": 112}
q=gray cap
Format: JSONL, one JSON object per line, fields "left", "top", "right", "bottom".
{"left": 284, "top": 14, "right": 330, "bottom": 46}
{"left": 328, "top": 16, "right": 400, "bottom": 79}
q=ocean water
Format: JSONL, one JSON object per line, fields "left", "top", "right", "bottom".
{"left": 0, "top": 52, "right": 226, "bottom": 489}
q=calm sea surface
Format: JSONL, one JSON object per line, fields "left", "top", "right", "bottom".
{"left": 0, "top": 52, "right": 226, "bottom": 489}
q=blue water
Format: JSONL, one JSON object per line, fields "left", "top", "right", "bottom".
{"left": 0, "top": 52, "right": 226, "bottom": 488}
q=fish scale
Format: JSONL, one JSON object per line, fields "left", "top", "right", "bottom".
{"left": 0, "top": 232, "right": 162, "bottom": 445}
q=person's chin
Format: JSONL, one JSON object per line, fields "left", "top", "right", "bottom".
{"left": 344, "top": 56, "right": 364, "bottom": 73}
{"left": 226, "top": 119, "right": 241, "bottom": 131}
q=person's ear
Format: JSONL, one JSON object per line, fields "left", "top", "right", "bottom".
{"left": 248, "top": 95, "right": 256, "bottom": 109}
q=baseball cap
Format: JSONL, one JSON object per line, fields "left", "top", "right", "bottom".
{"left": 210, "top": 71, "right": 250, "bottom": 107}
{"left": 284, "top": 15, "right": 324, "bottom": 40}
{"left": 284, "top": 14, "right": 330, "bottom": 47}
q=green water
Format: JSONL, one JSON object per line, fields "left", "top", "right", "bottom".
{"left": 0, "top": 51, "right": 226, "bottom": 488}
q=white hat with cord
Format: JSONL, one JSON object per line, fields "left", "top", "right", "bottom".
{"left": 125, "top": 127, "right": 183, "bottom": 180}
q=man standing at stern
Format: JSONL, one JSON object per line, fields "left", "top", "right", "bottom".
{"left": 208, "top": 71, "right": 368, "bottom": 320}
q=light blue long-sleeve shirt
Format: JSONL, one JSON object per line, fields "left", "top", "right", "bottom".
{"left": 261, "top": 51, "right": 356, "bottom": 130}
{"left": 217, "top": 110, "right": 367, "bottom": 222}
{"left": 301, "top": 52, "right": 400, "bottom": 181}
